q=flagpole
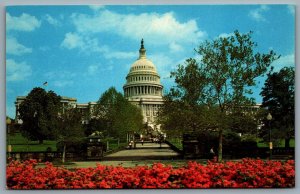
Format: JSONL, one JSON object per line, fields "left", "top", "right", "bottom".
{"left": 42, "top": 81, "right": 48, "bottom": 90}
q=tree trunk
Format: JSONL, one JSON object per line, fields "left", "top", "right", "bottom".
{"left": 218, "top": 129, "right": 223, "bottom": 162}
{"left": 285, "top": 138, "right": 290, "bottom": 148}
{"left": 39, "top": 139, "right": 43, "bottom": 144}
{"left": 62, "top": 143, "right": 66, "bottom": 163}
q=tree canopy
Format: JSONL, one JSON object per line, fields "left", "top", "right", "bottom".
{"left": 92, "top": 87, "right": 143, "bottom": 141}
{"left": 160, "top": 30, "right": 279, "bottom": 161}
{"left": 18, "top": 87, "right": 62, "bottom": 144}
{"left": 260, "top": 67, "right": 295, "bottom": 147}
{"left": 56, "top": 108, "right": 85, "bottom": 163}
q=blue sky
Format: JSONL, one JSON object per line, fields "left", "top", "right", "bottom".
{"left": 6, "top": 5, "right": 295, "bottom": 118}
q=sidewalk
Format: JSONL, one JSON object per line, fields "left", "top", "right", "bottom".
{"left": 103, "top": 142, "right": 180, "bottom": 161}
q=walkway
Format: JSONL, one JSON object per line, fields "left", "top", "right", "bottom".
{"left": 103, "top": 142, "right": 180, "bottom": 161}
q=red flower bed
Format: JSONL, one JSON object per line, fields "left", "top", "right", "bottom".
{"left": 7, "top": 158, "right": 295, "bottom": 189}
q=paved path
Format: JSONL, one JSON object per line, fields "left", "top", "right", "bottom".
{"left": 103, "top": 142, "right": 180, "bottom": 161}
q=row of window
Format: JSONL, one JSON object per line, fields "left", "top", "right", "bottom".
{"left": 131, "top": 65, "right": 154, "bottom": 71}
{"left": 125, "top": 86, "right": 162, "bottom": 96}
{"left": 128, "top": 76, "right": 158, "bottom": 82}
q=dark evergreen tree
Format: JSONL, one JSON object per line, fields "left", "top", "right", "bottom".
{"left": 19, "top": 87, "right": 61, "bottom": 144}
{"left": 260, "top": 67, "right": 295, "bottom": 147}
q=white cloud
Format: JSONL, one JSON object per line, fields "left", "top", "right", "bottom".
{"left": 39, "top": 46, "right": 50, "bottom": 51}
{"left": 71, "top": 10, "right": 206, "bottom": 46}
{"left": 149, "top": 54, "right": 176, "bottom": 79}
{"left": 89, "top": 5, "right": 105, "bottom": 11}
{"left": 287, "top": 5, "right": 295, "bottom": 15}
{"left": 249, "top": 5, "right": 270, "bottom": 22}
{"left": 44, "top": 14, "right": 61, "bottom": 26}
{"left": 53, "top": 80, "right": 74, "bottom": 87}
{"left": 61, "top": 32, "right": 107, "bottom": 53}
{"left": 104, "top": 51, "right": 136, "bottom": 59}
{"left": 6, "top": 59, "right": 32, "bottom": 81}
{"left": 87, "top": 64, "right": 99, "bottom": 75}
{"left": 169, "top": 42, "right": 183, "bottom": 53}
{"left": 62, "top": 9, "right": 206, "bottom": 62}
{"left": 45, "top": 71, "right": 76, "bottom": 80}
{"left": 86, "top": 63, "right": 113, "bottom": 76}
{"left": 61, "top": 32, "right": 136, "bottom": 59}
{"left": 61, "top": 32, "right": 83, "bottom": 49}
{"left": 6, "top": 12, "right": 41, "bottom": 31}
{"left": 218, "top": 32, "right": 234, "bottom": 39}
{"left": 271, "top": 53, "right": 295, "bottom": 72}
{"left": 6, "top": 37, "right": 32, "bottom": 55}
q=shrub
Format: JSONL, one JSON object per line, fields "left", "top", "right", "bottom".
{"left": 7, "top": 158, "right": 295, "bottom": 189}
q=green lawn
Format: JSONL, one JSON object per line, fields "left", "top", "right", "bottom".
{"left": 7, "top": 133, "right": 127, "bottom": 152}
{"left": 7, "top": 133, "right": 57, "bottom": 152}
{"left": 257, "top": 139, "right": 295, "bottom": 148}
{"left": 167, "top": 136, "right": 295, "bottom": 150}
{"left": 8, "top": 133, "right": 294, "bottom": 153}
{"left": 167, "top": 138, "right": 183, "bottom": 150}
{"left": 104, "top": 138, "right": 127, "bottom": 151}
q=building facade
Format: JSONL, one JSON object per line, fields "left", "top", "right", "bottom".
{"left": 15, "top": 96, "right": 96, "bottom": 124}
{"left": 15, "top": 40, "right": 164, "bottom": 129}
{"left": 123, "top": 39, "right": 164, "bottom": 128}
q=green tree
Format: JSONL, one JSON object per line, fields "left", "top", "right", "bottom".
{"left": 56, "top": 108, "right": 84, "bottom": 163}
{"left": 19, "top": 87, "right": 61, "bottom": 144}
{"left": 94, "top": 87, "right": 143, "bottom": 141}
{"left": 159, "top": 95, "right": 220, "bottom": 135}
{"left": 163, "top": 30, "right": 279, "bottom": 161}
{"left": 260, "top": 67, "right": 295, "bottom": 147}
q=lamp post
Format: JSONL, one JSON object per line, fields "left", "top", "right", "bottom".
{"left": 266, "top": 113, "right": 272, "bottom": 160}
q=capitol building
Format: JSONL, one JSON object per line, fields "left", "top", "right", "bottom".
{"left": 123, "top": 39, "right": 164, "bottom": 126}
{"left": 15, "top": 39, "right": 164, "bottom": 129}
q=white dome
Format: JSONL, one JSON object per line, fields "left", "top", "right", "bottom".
{"left": 123, "top": 39, "right": 164, "bottom": 125}
{"left": 129, "top": 58, "right": 157, "bottom": 74}
{"left": 128, "top": 39, "right": 158, "bottom": 75}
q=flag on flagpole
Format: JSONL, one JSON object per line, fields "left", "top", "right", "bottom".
{"left": 43, "top": 81, "right": 48, "bottom": 86}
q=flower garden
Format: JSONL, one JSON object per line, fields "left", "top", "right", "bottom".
{"left": 7, "top": 158, "right": 295, "bottom": 189}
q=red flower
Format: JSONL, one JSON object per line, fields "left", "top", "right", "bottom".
{"left": 6, "top": 159, "right": 295, "bottom": 189}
